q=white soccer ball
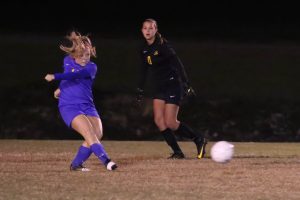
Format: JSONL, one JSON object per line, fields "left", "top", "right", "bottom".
{"left": 210, "top": 141, "right": 234, "bottom": 163}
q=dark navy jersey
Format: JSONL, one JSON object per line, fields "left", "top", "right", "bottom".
{"left": 137, "top": 37, "right": 189, "bottom": 91}
{"left": 55, "top": 56, "right": 97, "bottom": 107}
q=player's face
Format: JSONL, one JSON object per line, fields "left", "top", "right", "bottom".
{"left": 75, "top": 48, "right": 91, "bottom": 66}
{"left": 141, "top": 21, "right": 157, "bottom": 41}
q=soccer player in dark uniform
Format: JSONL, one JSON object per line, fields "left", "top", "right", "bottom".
{"left": 45, "top": 31, "right": 117, "bottom": 171}
{"left": 136, "top": 19, "right": 207, "bottom": 159}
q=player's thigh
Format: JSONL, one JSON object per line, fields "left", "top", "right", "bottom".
{"left": 86, "top": 115, "right": 103, "bottom": 140}
{"left": 153, "top": 99, "right": 166, "bottom": 121}
{"left": 72, "top": 114, "right": 99, "bottom": 145}
{"left": 164, "top": 103, "right": 180, "bottom": 129}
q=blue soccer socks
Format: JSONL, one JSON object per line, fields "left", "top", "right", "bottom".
{"left": 71, "top": 145, "right": 92, "bottom": 167}
{"left": 90, "top": 143, "right": 110, "bottom": 165}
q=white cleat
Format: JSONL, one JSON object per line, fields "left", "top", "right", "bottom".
{"left": 70, "top": 164, "right": 90, "bottom": 172}
{"left": 106, "top": 161, "right": 118, "bottom": 171}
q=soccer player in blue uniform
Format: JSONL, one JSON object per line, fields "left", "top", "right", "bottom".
{"left": 45, "top": 31, "right": 117, "bottom": 171}
{"left": 136, "top": 19, "right": 207, "bottom": 159}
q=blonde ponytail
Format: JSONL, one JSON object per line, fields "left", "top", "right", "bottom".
{"left": 60, "top": 31, "right": 96, "bottom": 58}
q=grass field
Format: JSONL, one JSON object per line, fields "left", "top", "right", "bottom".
{"left": 0, "top": 140, "right": 300, "bottom": 200}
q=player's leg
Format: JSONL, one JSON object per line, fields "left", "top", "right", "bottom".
{"left": 164, "top": 83, "right": 207, "bottom": 159}
{"left": 71, "top": 115, "right": 116, "bottom": 170}
{"left": 164, "top": 104, "right": 207, "bottom": 159}
{"left": 86, "top": 115, "right": 103, "bottom": 140}
{"left": 153, "top": 99, "right": 184, "bottom": 159}
{"left": 175, "top": 121, "right": 207, "bottom": 159}
{"left": 86, "top": 115, "right": 117, "bottom": 170}
{"left": 70, "top": 141, "right": 92, "bottom": 171}
{"left": 164, "top": 103, "right": 180, "bottom": 130}
{"left": 153, "top": 99, "right": 167, "bottom": 131}
{"left": 165, "top": 104, "right": 198, "bottom": 138}
{"left": 58, "top": 105, "right": 93, "bottom": 171}
{"left": 72, "top": 105, "right": 103, "bottom": 168}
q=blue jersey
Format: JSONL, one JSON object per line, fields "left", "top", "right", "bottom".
{"left": 55, "top": 56, "right": 97, "bottom": 107}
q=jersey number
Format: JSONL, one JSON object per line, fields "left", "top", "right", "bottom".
{"left": 147, "top": 56, "right": 152, "bottom": 65}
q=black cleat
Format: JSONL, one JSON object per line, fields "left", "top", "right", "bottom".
{"left": 70, "top": 164, "right": 90, "bottom": 172}
{"left": 195, "top": 137, "right": 207, "bottom": 159}
{"left": 168, "top": 152, "right": 185, "bottom": 159}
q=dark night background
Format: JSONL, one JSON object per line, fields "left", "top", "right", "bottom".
{"left": 2, "top": 1, "right": 300, "bottom": 141}
{"left": 2, "top": 1, "right": 300, "bottom": 40}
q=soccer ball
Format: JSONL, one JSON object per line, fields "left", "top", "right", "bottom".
{"left": 210, "top": 141, "right": 234, "bottom": 163}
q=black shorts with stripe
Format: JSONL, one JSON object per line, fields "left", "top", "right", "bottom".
{"left": 152, "top": 77, "right": 184, "bottom": 106}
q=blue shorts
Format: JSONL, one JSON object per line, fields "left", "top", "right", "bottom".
{"left": 59, "top": 103, "right": 100, "bottom": 128}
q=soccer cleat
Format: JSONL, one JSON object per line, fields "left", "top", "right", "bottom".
{"left": 168, "top": 152, "right": 185, "bottom": 159}
{"left": 70, "top": 164, "right": 90, "bottom": 172}
{"left": 195, "top": 137, "right": 207, "bottom": 159}
{"left": 106, "top": 161, "right": 118, "bottom": 171}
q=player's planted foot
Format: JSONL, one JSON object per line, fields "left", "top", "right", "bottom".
{"left": 168, "top": 152, "right": 185, "bottom": 159}
{"left": 195, "top": 137, "right": 207, "bottom": 159}
{"left": 106, "top": 160, "right": 118, "bottom": 171}
{"left": 70, "top": 164, "right": 90, "bottom": 172}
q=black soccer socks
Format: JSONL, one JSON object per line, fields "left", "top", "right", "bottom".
{"left": 175, "top": 122, "right": 203, "bottom": 141}
{"left": 161, "top": 128, "right": 183, "bottom": 154}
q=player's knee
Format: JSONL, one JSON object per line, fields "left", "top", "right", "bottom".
{"left": 83, "top": 130, "right": 99, "bottom": 145}
{"left": 95, "top": 130, "right": 103, "bottom": 140}
{"left": 165, "top": 119, "right": 178, "bottom": 130}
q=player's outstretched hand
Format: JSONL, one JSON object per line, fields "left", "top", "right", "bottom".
{"left": 45, "top": 74, "right": 55, "bottom": 82}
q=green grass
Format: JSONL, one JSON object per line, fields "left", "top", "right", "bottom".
{"left": 1, "top": 140, "right": 300, "bottom": 200}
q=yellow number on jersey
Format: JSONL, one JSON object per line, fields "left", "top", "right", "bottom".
{"left": 147, "top": 56, "right": 152, "bottom": 65}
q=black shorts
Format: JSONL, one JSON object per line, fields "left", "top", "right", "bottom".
{"left": 152, "top": 78, "right": 184, "bottom": 106}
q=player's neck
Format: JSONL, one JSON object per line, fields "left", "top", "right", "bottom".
{"left": 146, "top": 37, "right": 155, "bottom": 45}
